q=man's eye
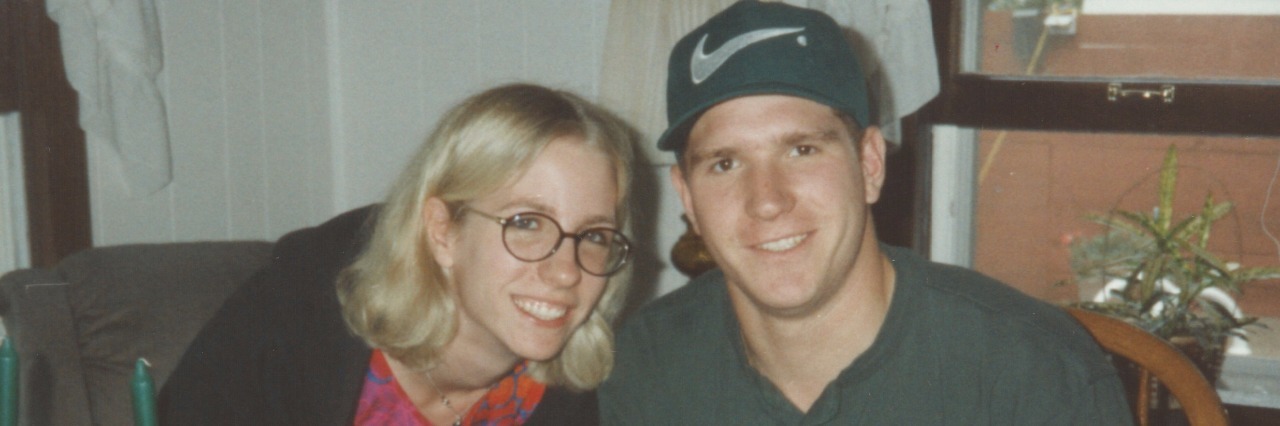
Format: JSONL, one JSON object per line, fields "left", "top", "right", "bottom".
{"left": 789, "top": 145, "right": 817, "bottom": 157}
{"left": 710, "top": 158, "right": 737, "bottom": 173}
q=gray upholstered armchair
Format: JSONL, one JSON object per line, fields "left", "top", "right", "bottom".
{"left": 0, "top": 241, "right": 273, "bottom": 426}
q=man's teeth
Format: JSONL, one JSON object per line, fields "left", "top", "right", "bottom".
{"left": 515, "top": 299, "right": 567, "bottom": 321}
{"left": 760, "top": 235, "right": 805, "bottom": 252}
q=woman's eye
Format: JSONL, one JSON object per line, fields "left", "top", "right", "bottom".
{"left": 510, "top": 216, "right": 541, "bottom": 230}
{"left": 580, "top": 230, "right": 608, "bottom": 245}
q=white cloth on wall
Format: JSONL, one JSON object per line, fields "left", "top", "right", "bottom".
{"left": 47, "top": 0, "right": 171, "bottom": 195}
{"left": 600, "top": 0, "right": 939, "bottom": 163}
{"left": 598, "top": 0, "right": 738, "bottom": 164}
{"left": 800, "top": 0, "right": 940, "bottom": 146}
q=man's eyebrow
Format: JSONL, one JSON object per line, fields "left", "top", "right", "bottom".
{"left": 684, "top": 147, "right": 736, "bottom": 169}
{"left": 782, "top": 128, "right": 844, "bottom": 145}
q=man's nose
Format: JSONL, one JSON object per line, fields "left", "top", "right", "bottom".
{"left": 745, "top": 163, "right": 794, "bottom": 221}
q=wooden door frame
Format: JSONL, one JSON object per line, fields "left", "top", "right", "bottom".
{"left": 1, "top": 0, "right": 92, "bottom": 268}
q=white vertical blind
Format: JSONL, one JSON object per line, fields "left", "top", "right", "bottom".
{"left": 0, "top": 112, "right": 30, "bottom": 273}
{"left": 0, "top": 112, "right": 23, "bottom": 338}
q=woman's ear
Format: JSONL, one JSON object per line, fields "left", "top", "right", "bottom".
{"left": 423, "top": 197, "right": 457, "bottom": 269}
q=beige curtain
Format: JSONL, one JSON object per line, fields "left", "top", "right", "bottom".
{"left": 599, "top": 0, "right": 938, "bottom": 164}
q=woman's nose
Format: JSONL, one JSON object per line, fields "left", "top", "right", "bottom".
{"left": 538, "top": 238, "right": 582, "bottom": 287}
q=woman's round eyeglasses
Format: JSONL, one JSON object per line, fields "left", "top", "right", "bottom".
{"left": 462, "top": 207, "right": 632, "bottom": 277}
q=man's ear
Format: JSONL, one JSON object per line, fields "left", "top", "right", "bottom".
{"left": 859, "top": 126, "right": 888, "bottom": 205}
{"left": 670, "top": 164, "right": 701, "bottom": 235}
{"left": 423, "top": 197, "right": 457, "bottom": 269}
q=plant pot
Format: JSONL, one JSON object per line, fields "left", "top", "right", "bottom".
{"left": 1108, "top": 334, "right": 1227, "bottom": 425}
{"left": 1167, "top": 335, "right": 1226, "bottom": 386}
{"left": 1110, "top": 335, "right": 1225, "bottom": 387}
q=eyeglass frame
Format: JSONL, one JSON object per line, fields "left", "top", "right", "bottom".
{"left": 459, "top": 206, "right": 632, "bottom": 277}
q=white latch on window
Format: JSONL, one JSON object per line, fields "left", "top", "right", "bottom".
{"left": 1107, "top": 83, "right": 1176, "bottom": 104}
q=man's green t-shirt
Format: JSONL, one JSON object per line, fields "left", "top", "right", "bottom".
{"left": 599, "top": 245, "right": 1132, "bottom": 425}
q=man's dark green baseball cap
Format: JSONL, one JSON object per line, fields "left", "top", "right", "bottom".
{"left": 658, "top": 0, "right": 871, "bottom": 153}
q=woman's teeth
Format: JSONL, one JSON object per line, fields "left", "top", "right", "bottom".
{"left": 515, "top": 298, "right": 567, "bottom": 321}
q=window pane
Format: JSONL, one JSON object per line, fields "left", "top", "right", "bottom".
{"left": 971, "top": 130, "right": 1280, "bottom": 318}
{"left": 967, "top": 0, "right": 1280, "bottom": 82}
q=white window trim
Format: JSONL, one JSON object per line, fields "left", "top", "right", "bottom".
{"left": 1, "top": 112, "right": 30, "bottom": 273}
{"left": 928, "top": 125, "right": 976, "bottom": 268}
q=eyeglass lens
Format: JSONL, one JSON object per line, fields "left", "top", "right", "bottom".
{"left": 501, "top": 213, "right": 629, "bottom": 276}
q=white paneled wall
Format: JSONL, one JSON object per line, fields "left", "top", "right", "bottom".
{"left": 91, "top": 0, "right": 332, "bottom": 244}
{"left": 90, "top": 0, "right": 613, "bottom": 240}
{"left": 87, "top": 0, "right": 689, "bottom": 296}
{"left": 331, "top": 0, "right": 610, "bottom": 209}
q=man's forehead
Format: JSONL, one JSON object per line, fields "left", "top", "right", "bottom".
{"left": 688, "top": 95, "right": 842, "bottom": 136}
{"left": 705, "top": 93, "right": 836, "bottom": 118}
{"left": 687, "top": 98, "right": 846, "bottom": 153}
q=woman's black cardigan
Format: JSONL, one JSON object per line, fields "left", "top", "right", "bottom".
{"left": 159, "top": 205, "right": 598, "bottom": 425}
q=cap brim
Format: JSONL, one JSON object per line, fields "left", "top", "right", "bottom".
{"left": 657, "top": 82, "right": 860, "bottom": 153}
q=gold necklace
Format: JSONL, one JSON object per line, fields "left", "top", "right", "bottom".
{"left": 423, "top": 369, "right": 463, "bottom": 426}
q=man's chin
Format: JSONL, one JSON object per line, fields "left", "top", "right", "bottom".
{"left": 729, "top": 278, "right": 829, "bottom": 318}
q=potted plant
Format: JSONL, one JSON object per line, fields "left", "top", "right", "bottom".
{"left": 1067, "top": 145, "right": 1280, "bottom": 382}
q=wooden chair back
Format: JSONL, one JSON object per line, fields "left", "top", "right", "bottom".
{"left": 1065, "top": 307, "right": 1229, "bottom": 426}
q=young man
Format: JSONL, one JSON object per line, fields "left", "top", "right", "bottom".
{"left": 599, "top": 2, "right": 1132, "bottom": 424}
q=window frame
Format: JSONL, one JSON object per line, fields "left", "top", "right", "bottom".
{"left": 920, "top": 0, "right": 1280, "bottom": 265}
{"left": 923, "top": 7, "right": 1280, "bottom": 410}
{"left": 930, "top": 0, "right": 1280, "bottom": 137}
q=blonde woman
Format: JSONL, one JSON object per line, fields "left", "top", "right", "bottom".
{"left": 161, "top": 84, "right": 637, "bottom": 425}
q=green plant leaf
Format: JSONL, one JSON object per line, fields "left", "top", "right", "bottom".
{"left": 1087, "top": 213, "right": 1152, "bottom": 242}
{"left": 1066, "top": 143, "right": 1277, "bottom": 349}
{"left": 1157, "top": 145, "right": 1178, "bottom": 231}
{"left": 1232, "top": 266, "right": 1280, "bottom": 283}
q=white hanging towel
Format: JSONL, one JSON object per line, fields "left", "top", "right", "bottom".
{"left": 47, "top": 0, "right": 171, "bottom": 195}
{"left": 801, "top": 0, "right": 941, "bottom": 147}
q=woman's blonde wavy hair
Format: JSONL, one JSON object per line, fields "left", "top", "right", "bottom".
{"left": 336, "top": 83, "right": 637, "bottom": 391}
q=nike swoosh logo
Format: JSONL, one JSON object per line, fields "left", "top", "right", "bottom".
{"left": 690, "top": 27, "right": 805, "bottom": 85}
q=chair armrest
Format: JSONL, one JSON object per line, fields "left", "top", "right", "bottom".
{"left": 0, "top": 271, "right": 93, "bottom": 426}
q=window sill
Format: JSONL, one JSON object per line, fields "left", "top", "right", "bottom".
{"left": 1219, "top": 317, "right": 1280, "bottom": 409}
